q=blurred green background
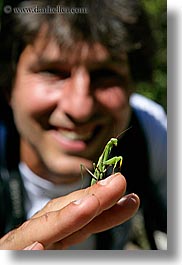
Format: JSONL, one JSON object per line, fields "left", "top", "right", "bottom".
{"left": 138, "top": 0, "right": 167, "bottom": 111}
{"left": 0, "top": 0, "right": 167, "bottom": 111}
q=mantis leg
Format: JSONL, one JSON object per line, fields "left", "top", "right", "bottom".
{"left": 80, "top": 164, "right": 98, "bottom": 183}
{"left": 103, "top": 156, "right": 123, "bottom": 173}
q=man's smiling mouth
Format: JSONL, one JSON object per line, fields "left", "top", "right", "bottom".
{"left": 49, "top": 124, "right": 104, "bottom": 153}
{"left": 54, "top": 125, "right": 102, "bottom": 143}
{"left": 60, "top": 129, "right": 94, "bottom": 141}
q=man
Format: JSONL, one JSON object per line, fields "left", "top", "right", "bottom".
{"left": 0, "top": 0, "right": 166, "bottom": 250}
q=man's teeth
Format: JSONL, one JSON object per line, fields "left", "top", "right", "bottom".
{"left": 61, "top": 130, "right": 93, "bottom": 141}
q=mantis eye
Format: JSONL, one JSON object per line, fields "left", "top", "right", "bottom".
{"left": 110, "top": 138, "right": 118, "bottom": 146}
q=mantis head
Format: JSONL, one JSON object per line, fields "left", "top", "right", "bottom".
{"left": 110, "top": 138, "right": 118, "bottom": 147}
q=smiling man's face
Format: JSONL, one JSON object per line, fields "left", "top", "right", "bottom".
{"left": 10, "top": 30, "right": 132, "bottom": 184}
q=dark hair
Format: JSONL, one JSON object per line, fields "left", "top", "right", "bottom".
{"left": 0, "top": 0, "right": 155, "bottom": 95}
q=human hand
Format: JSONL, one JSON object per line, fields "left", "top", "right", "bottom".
{"left": 0, "top": 173, "right": 140, "bottom": 250}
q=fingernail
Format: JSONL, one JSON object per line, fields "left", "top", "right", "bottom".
{"left": 24, "top": 242, "right": 39, "bottom": 250}
{"left": 117, "top": 193, "right": 139, "bottom": 206}
{"left": 99, "top": 173, "right": 121, "bottom": 186}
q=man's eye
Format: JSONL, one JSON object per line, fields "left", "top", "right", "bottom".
{"left": 90, "top": 69, "right": 123, "bottom": 87}
{"left": 40, "top": 69, "right": 71, "bottom": 80}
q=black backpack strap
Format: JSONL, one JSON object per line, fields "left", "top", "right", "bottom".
{"left": 0, "top": 121, "right": 7, "bottom": 167}
{"left": 111, "top": 109, "right": 151, "bottom": 196}
{"left": 0, "top": 167, "right": 26, "bottom": 237}
{"left": 109, "top": 109, "right": 159, "bottom": 249}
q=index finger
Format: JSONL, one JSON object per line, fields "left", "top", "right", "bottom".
{"left": 0, "top": 194, "right": 100, "bottom": 250}
{"left": 34, "top": 173, "right": 126, "bottom": 218}
{"left": 0, "top": 173, "right": 127, "bottom": 249}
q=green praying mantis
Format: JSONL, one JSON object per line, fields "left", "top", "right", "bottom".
{"left": 81, "top": 127, "right": 131, "bottom": 186}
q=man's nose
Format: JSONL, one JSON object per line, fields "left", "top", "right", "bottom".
{"left": 60, "top": 67, "right": 95, "bottom": 123}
